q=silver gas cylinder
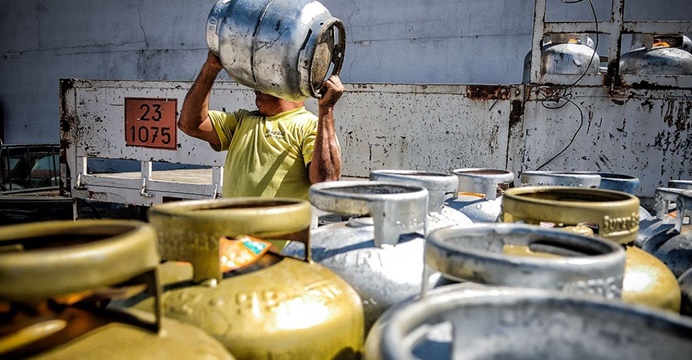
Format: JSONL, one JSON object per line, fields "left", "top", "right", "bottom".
{"left": 520, "top": 170, "right": 601, "bottom": 188}
{"left": 669, "top": 179, "right": 692, "bottom": 190}
{"left": 636, "top": 188, "right": 679, "bottom": 252}
{"left": 592, "top": 172, "right": 640, "bottom": 194}
{"left": 638, "top": 187, "right": 692, "bottom": 251}
{"left": 207, "top": 0, "right": 346, "bottom": 100}
{"left": 364, "top": 286, "right": 692, "bottom": 360}
{"left": 587, "top": 172, "right": 653, "bottom": 221}
{"left": 282, "top": 181, "right": 431, "bottom": 331}
{"left": 132, "top": 198, "right": 365, "bottom": 360}
{"left": 620, "top": 34, "right": 692, "bottom": 75}
{"left": 523, "top": 33, "right": 600, "bottom": 83}
{"left": 668, "top": 180, "right": 692, "bottom": 233}
{"left": 680, "top": 267, "right": 692, "bottom": 316}
{"left": 446, "top": 168, "right": 514, "bottom": 223}
{"left": 423, "top": 223, "right": 626, "bottom": 299}
{"left": 638, "top": 188, "right": 692, "bottom": 278}
{"left": 368, "top": 169, "right": 472, "bottom": 230}
{"left": 0, "top": 220, "right": 235, "bottom": 360}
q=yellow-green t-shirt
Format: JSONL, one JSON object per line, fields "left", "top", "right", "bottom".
{"left": 208, "top": 107, "right": 319, "bottom": 200}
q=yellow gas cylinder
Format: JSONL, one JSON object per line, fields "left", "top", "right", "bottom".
{"left": 623, "top": 246, "right": 681, "bottom": 312}
{"left": 131, "top": 198, "right": 364, "bottom": 359}
{"left": 501, "top": 186, "right": 681, "bottom": 312}
{"left": 0, "top": 220, "right": 235, "bottom": 360}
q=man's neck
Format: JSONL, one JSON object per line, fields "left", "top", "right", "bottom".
{"left": 263, "top": 101, "right": 304, "bottom": 116}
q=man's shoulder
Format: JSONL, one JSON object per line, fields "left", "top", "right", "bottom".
{"left": 218, "top": 109, "right": 263, "bottom": 125}
{"left": 236, "top": 109, "right": 263, "bottom": 118}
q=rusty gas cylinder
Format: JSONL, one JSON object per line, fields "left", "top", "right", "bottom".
{"left": 0, "top": 220, "right": 234, "bottom": 360}
{"left": 282, "top": 181, "right": 434, "bottom": 332}
{"left": 446, "top": 168, "right": 515, "bottom": 223}
{"left": 501, "top": 186, "right": 682, "bottom": 312}
{"left": 132, "top": 198, "right": 364, "bottom": 360}
{"left": 365, "top": 286, "right": 692, "bottom": 360}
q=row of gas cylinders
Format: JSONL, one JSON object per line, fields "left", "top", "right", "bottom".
{"left": 523, "top": 33, "right": 692, "bottom": 82}
{"left": 1, "top": 169, "right": 692, "bottom": 359}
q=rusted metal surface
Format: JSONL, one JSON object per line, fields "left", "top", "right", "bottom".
{"left": 514, "top": 85, "right": 692, "bottom": 199}
{"left": 465, "top": 85, "right": 512, "bottom": 100}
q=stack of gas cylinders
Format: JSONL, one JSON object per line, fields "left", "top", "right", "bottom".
{"left": 3, "top": 169, "right": 691, "bottom": 359}
{"left": 523, "top": 32, "right": 692, "bottom": 83}
{"left": 2, "top": 0, "right": 692, "bottom": 356}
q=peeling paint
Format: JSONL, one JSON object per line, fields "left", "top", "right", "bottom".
{"left": 509, "top": 100, "right": 523, "bottom": 129}
{"left": 466, "top": 85, "right": 511, "bottom": 100}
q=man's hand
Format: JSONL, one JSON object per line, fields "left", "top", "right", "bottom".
{"left": 318, "top": 75, "right": 344, "bottom": 108}
{"left": 205, "top": 51, "right": 224, "bottom": 74}
{"left": 310, "top": 75, "right": 343, "bottom": 184}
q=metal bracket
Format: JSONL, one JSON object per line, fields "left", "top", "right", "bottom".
{"left": 140, "top": 161, "right": 153, "bottom": 198}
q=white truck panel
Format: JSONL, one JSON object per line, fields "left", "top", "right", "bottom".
{"left": 60, "top": 79, "right": 691, "bottom": 211}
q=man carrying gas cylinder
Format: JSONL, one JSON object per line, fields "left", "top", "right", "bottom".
{"left": 178, "top": 50, "right": 344, "bottom": 200}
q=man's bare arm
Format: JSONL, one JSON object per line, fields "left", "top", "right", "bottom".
{"left": 309, "top": 75, "right": 343, "bottom": 183}
{"left": 178, "top": 52, "right": 224, "bottom": 150}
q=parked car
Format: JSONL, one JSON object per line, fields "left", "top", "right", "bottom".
{"left": 1, "top": 143, "right": 59, "bottom": 191}
{"left": 0, "top": 142, "right": 146, "bottom": 225}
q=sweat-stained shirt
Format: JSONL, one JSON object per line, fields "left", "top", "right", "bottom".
{"left": 208, "top": 107, "right": 326, "bottom": 200}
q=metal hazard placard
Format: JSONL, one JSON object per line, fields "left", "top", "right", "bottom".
{"left": 124, "top": 98, "right": 177, "bottom": 149}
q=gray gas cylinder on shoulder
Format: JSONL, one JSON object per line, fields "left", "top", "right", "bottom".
{"left": 368, "top": 169, "right": 472, "bottom": 230}
{"left": 0, "top": 220, "right": 235, "bottom": 360}
{"left": 445, "top": 168, "right": 514, "bottom": 223}
{"left": 207, "top": 0, "right": 346, "bottom": 100}
{"left": 282, "top": 180, "right": 431, "bottom": 332}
